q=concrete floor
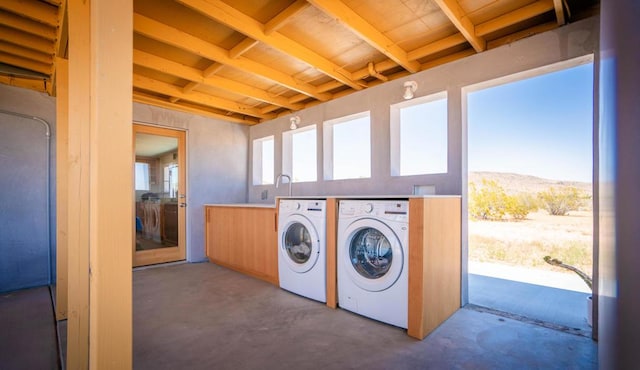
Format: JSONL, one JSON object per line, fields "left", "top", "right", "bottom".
{"left": 469, "top": 274, "right": 592, "bottom": 334}
{"left": 133, "top": 263, "right": 597, "bottom": 370}
{"left": 0, "top": 262, "right": 598, "bottom": 369}
{"left": 0, "top": 286, "right": 59, "bottom": 370}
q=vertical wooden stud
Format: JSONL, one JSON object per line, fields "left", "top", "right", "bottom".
{"left": 55, "top": 57, "right": 68, "bottom": 321}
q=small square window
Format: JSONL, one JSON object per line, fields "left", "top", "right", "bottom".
{"left": 283, "top": 126, "right": 317, "bottom": 183}
{"left": 252, "top": 136, "right": 274, "bottom": 185}
{"left": 391, "top": 92, "right": 448, "bottom": 176}
{"left": 323, "top": 112, "right": 371, "bottom": 180}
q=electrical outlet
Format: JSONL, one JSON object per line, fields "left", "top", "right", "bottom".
{"left": 261, "top": 190, "right": 268, "bottom": 200}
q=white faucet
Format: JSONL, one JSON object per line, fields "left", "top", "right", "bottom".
{"left": 275, "top": 173, "right": 292, "bottom": 197}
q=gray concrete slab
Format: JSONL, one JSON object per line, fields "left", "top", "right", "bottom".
{"left": 0, "top": 286, "right": 59, "bottom": 370}
{"left": 469, "top": 273, "right": 592, "bottom": 332}
{"left": 133, "top": 263, "right": 597, "bottom": 370}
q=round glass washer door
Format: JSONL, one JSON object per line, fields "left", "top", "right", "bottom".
{"left": 343, "top": 219, "right": 403, "bottom": 292}
{"left": 280, "top": 214, "right": 320, "bottom": 273}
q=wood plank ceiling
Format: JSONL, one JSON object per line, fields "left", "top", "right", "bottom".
{"left": 1, "top": 0, "right": 598, "bottom": 124}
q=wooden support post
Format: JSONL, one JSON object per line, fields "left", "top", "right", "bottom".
{"left": 325, "top": 198, "right": 338, "bottom": 309}
{"left": 67, "top": 0, "right": 133, "bottom": 368}
{"left": 55, "top": 57, "right": 68, "bottom": 321}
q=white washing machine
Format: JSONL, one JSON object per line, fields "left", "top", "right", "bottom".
{"left": 278, "top": 199, "right": 327, "bottom": 303}
{"left": 337, "top": 200, "right": 409, "bottom": 328}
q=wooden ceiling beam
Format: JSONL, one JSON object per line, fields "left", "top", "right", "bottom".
{"left": 0, "top": 52, "right": 52, "bottom": 75}
{"left": 229, "top": 38, "right": 259, "bottom": 59}
{"left": 177, "top": 0, "right": 364, "bottom": 91}
{"left": 0, "top": 0, "right": 58, "bottom": 27}
{"left": 133, "top": 91, "right": 258, "bottom": 124}
{"left": 0, "top": 41, "right": 53, "bottom": 64}
{"left": 133, "top": 50, "right": 302, "bottom": 110}
{"left": 408, "top": 34, "right": 468, "bottom": 61}
{"left": 433, "top": 0, "right": 486, "bottom": 52}
{"left": 133, "top": 74, "right": 275, "bottom": 120}
{"left": 553, "top": 0, "right": 566, "bottom": 25}
{"left": 264, "top": 0, "right": 309, "bottom": 35}
{"left": 0, "top": 25, "right": 55, "bottom": 54}
{"left": 133, "top": 92, "right": 257, "bottom": 125}
{"left": 134, "top": 13, "right": 330, "bottom": 101}
{"left": 0, "top": 75, "right": 47, "bottom": 92}
{"left": 0, "top": 11, "right": 57, "bottom": 40}
{"left": 171, "top": 39, "right": 255, "bottom": 104}
{"left": 476, "top": 0, "right": 555, "bottom": 36}
{"left": 307, "top": 0, "right": 420, "bottom": 73}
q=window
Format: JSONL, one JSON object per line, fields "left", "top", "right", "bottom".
{"left": 164, "top": 164, "right": 179, "bottom": 198}
{"left": 252, "top": 136, "right": 274, "bottom": 185}
{"left": 135, "top": 162, "right": 150, "bottom": 190}
{"left": 283, "top": 126, "right": 317, "bottom": 183}
{"left": 323, "top": 112, "right": 371, "bottom": 180}
{"left": 390, "top": 92, "right": 448, "bottom": 176}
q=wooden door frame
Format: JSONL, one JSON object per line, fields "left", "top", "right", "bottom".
{"left": 132, "top": 123, "right": 187, "bottom": 267}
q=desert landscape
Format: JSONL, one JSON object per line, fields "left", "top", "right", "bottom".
{"left": 468, "top": 172, "right": 593, "bottom": 276}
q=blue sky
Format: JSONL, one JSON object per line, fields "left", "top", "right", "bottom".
{"left": 467, "top": 62, "right": 594, "bottom": 182}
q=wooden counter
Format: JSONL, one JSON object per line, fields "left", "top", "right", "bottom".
{"left": 205, "top": 205, "right": 278, "bottom": 285}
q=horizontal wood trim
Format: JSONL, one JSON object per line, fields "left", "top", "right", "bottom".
{"left": 0, "top": 75, "right": 47, "bottom": 91}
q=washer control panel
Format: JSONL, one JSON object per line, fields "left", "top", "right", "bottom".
{"left": 339, "top": 200, "right": 409, "bottom": 222}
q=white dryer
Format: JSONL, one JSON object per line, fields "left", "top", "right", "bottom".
{"left": 278, "top": 199, "right": 327, "bottom": 303}
{"left": 337, "top": 200, "right": 409, "bottom": 328}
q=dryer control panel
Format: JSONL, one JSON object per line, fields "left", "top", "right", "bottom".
{"left": 340, "top": 200, "right": 409, "bottom": 222}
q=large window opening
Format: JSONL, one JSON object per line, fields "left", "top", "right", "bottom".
{"left": 465, "top": 58, "right": 594, "bottom": 333}
{"left": 283, "top": 125, "right": 317, "bottom": 183}
{"left": 390, "top": 92, "right": 448, "bottom": 176}
{"left": 252, "top": 136, "right": 274, "bottom": 185}
{"left": 323, "top": 112, "right": 371, "bottom": 180}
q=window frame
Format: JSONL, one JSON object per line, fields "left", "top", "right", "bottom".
{"left": 323, "top": 111, "right": 371, "bottom": 181}
{"left": 252, "top": 135, "right": 275, "bottom": 185}
{"left": 282, "top": 125, "right": 317, "bottom": 183}
{"left": 390, "top": 91, "right": 448, "bottom": 177}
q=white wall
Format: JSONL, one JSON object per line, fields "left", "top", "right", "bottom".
{"left": 0, "top": 84, "right": 57, "bottom": 291}
{"left": 133, "top": 103, "right": 249, "bottom": 262}
{"left": 248, "top": 17, "right": 599, "bottom": 204}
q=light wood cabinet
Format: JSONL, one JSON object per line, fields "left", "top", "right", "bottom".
{"left": 407, "top": 197, "right": 462, "bottom": 340}
{"left": 205, "top": 205, "right": 278, "bottom": 285}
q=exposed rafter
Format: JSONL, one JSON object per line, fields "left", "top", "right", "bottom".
{"left": 133, "top": 74, "right": 276, "bottom": 120}
{"left": 476, "top": 0, "right": 555, "bottom": 36}
{"left": 177, "top": 0, "right": 364, "bottom": 90}
{"left": 0, "top": 0, "right": 58, "bottom": 27}
{"left": 0, "top": 11, "right": 57, "bottom": 40}
{"left": 308, "top": 0, "right": 420, "bottom": 73}
{"left": 553, "top": 0, "right": 566, "bottom": 25}
{"left": 134, "top": 13, "right": 331, "bottom": 101}
{"left": 433, "top": 0, "right": 486, "bottom": 52}
{"left": 0, "top": 26, "right": 55, "bottom": 55}
{"left": 264, "top": 0, "right": 309, "bottom": 35}
{"left": 133, "top": 50, "right": 303, "bottom": 111}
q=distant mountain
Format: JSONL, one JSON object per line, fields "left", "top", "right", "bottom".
{"left": 468, "top": 171, "right": 592, "bottom": 196}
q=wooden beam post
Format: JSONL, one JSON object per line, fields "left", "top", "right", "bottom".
{"left": 67, "top": 0, "right": 133, "bottom": 368}
{"left": 55, "top": 57, "right": 68, "bottom": 321}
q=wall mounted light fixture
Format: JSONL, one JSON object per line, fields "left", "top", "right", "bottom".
{"left": 403, "top": 81, "right": 418, "bottom": 100}
{"left": 290, "top": 116, "right": 300, "bottom": 130}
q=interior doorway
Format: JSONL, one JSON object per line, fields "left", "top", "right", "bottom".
{"left": 464, "top": 58, "right": 594, "bottom": 332}
{"left": 133, "top": 124, "right": 186, "bottom": 267}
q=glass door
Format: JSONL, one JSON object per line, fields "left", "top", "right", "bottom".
{"left": 133, "top": 124, "right": 186, "bottom": 267}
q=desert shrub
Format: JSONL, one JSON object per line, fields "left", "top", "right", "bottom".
{"left": 537, "top": 186, "right": 586, "bottom": 216}
{"left": 469, "top": 179, "right": 508, "bottom": 220}
{"left": 506, "top": 193, "right": 538, "bottom": 220}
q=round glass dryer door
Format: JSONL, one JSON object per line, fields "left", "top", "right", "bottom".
{"left": 281, "top": 215, "right": 319, "bottom": 273}
{"left": 343, "top": 220, "right": 403, "bottom": 292}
